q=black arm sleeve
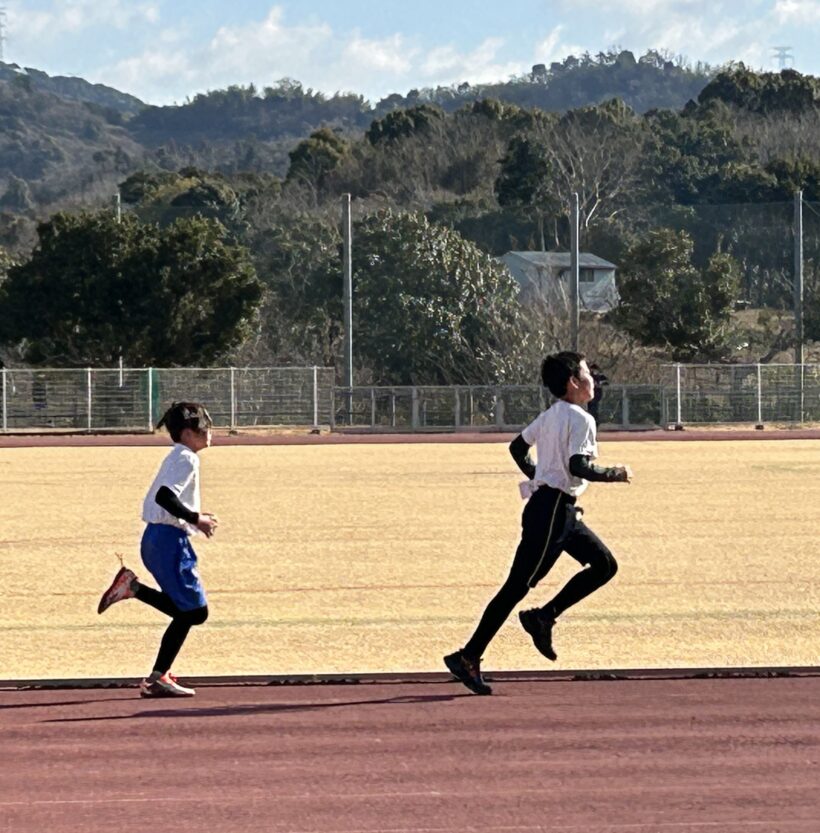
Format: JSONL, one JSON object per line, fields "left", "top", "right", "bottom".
{"left": 509, "top": 434, "right": 536, "bottom": 479}
{"left": 569, "top": 454, "right": 627, "bottom": 483}
{"left": 155, "top": 485, "right": 200, "bottom": 525}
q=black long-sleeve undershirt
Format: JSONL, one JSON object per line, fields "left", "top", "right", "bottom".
{"left": 568, "top": 454, "right": 627, "bottom": 482}
{"left": 508, "top": 433, "right": 627, "bottom": 483}
{"left": 509, "top": 434, "right": 536, "bottom": 479}
{"left": 155, "top": 485, "right": 199, "bottom": 525}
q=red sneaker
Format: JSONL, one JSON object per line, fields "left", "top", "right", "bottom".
{"left": 97, "top": 566, "right": 137, "bottom": 614}
{"left": 139, "top": 673, "right": 196, "bottom": 698}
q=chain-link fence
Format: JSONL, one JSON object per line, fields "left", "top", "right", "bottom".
{"left": 2, "top": 365, "right": 816, "bottom": 434}
{"left": 0, "top": 367, "right": 334, "bottom": 432}
{"left": 332, "top": 384, "right": 664, "bottom": 431}
{"left": 333, "top": 367, "right": 819, "bottom": 432}
{"left": 664, "top": 364, "right": 820, "bottom": 426}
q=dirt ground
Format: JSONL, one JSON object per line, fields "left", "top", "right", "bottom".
{"left": 1, "top": 438, "right": 819, "bottom": 680}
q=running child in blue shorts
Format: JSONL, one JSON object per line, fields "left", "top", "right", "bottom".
{"left": 97, "top": 401, "right": 219, "bottom": 698}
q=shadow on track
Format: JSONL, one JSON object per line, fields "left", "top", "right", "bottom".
{"left": 0, "top": 697, "right": 129, "bottom": 711}
{"left": 44, "top": 691, "right": 472, "bottom": 722}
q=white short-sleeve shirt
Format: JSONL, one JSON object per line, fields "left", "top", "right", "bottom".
{"left": 521, "top": 399, "right": 598, "bottom": 497}
{"left": 142, "top": 443, "right": 201, "bottom": 533}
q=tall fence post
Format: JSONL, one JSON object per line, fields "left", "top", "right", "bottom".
{"left": 675, "top": 363, "right": 683, "bottom": 429}
{"left": 230, "top": 367, "right": 236, "bottom": 430}
{"left": 312, "top": 366, "right": 319, "bottom": 428}
{"left": 147, "top": 368, "right": 153, "bottom": 431}
{"left": 86, "top": 368, "right": 92, "bottom": 432}
{"left": 756, "top": 364, "right": 763, "bottom": 429}
{"left": 799, "top": 363, "right": 805, "bottom": 424}
{"left": 659, "top": 384, "right": 666, "bottom": 427}
{"left": 370, "top": 387, "right": 376, "bottom": 428}
{"left": 621, "top": 386, "right": 630, "bottom": 428}
{"left": 454, "top": 387, "right": 461, "bottom": 428}
{"left": 411, "top": 387, "right": 419, "bottom": 429}
{"left": 1, "top": 368, "right": 6, "bottom": 432}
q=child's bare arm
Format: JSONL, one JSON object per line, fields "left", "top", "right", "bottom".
{"left": 509, "top": 434, "right": 536, "bottom": 479}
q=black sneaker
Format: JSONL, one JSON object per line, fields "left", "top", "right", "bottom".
{"left": 443, "top": 650, "right": 492, "bottom": 695}
{"left": 519, "top": 608, "right": 557, "bottom": 661}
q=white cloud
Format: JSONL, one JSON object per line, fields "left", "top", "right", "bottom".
{"left": 773, "top": 0, "right": 820, "bottom": 23}
{"left": 97, "top": 8, "right": 532, "bottom": 103}
{"left": 7, "top": 0, "right": 160, "bottom": 42}
{"left": 550, "top": 0, "right": 782, "bottom": 69}
{"left": 419, "top": 37, "right": 524, "bottom": 85}
{"left": 342, "top": 34, "right": 416, "bottom": 75}
{"left": 207, "top": 6, "right": 333, "bottom": 75}
{"left": 561, "top": 0, "right": 714, "bottom": 13}
{"left": 533, "top": 25, "right": 586, "bottom": 67}
{"left": 101, "top": 6, "right": 336, "bottom": 101}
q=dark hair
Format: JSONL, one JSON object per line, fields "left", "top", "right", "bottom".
{"left": 157, "top": 401, "right": 213, "bottom": 443}
{"left": 541, "top": 351, "right": 586, "bottom": 397}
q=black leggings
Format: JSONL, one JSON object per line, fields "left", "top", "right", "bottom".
{"left": 463, "top": 487, "right": 617, "bottom": 660}
{"left": 135, "top": 585, "right": 208, "bottom": 675}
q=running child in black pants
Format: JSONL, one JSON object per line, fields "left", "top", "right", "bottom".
{"left": 444, "top": 352, "right": 632, "bottom": 695}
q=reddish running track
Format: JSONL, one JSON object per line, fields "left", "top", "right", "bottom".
{"left": 1, "top": 676, "right": 819, "bottom": 833}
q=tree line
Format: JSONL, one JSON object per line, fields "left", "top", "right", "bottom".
{"left": 1, "top": 63, "right": 819, "bottom": 382}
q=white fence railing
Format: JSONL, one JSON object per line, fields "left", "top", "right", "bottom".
{"left": 0, "top": 367, "right": 335, "bottom": 433}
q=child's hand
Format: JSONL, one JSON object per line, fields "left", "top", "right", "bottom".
{"left": 613, "top": 465, "right": 633, "bottom": 483}
{"left": 197, "top": 513, "right": 219, "bottom": 537}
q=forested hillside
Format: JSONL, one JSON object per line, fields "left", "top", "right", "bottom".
{"left": 1, "top": 55, "right": 819, "bottom": 381}
{"left": 0, "top": 50, "right": 712, "bottom": 225}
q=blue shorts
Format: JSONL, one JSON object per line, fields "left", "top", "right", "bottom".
{"left": 140, "top": 523, "right": 207, "bottom": 612}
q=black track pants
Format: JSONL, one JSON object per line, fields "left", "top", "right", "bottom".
{"left": 462, "top": 485, "right": 617, "bottom": 660}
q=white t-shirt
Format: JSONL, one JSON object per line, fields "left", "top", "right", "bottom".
{"left": 142, "top": 443, "right": 201, "bottom": 533}
{"left": 521, "top": 399, "right": 598, "bottom": 497}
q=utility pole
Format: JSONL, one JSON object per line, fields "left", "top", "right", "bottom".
{"left": 342, "top": 194, "right": 353, "bottom": 420}
{"left": 794, "top": 190, "right": 803, "bottom": 365}
{"left": 113, "top": 190, "right": 121, "bottom": 223}
{"left": 794, "top": 190, "right": 804, "bottom": 422}
{"left": 570, "top": 192, "right": 580, "bottom": 351}
{"left": 0, "top": 8, "right": 7, "bottom": 63}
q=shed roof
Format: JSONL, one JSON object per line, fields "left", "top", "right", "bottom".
{"left": 503, "top": 251, "right": 617, "bottom": 269}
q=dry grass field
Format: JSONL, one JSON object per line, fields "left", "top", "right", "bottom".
{"left": 1, "top": 438, "right": 818, "bottom": 680}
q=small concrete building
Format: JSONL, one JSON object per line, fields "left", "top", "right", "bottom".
{"left": 499, "top": 251, "right": 619, "bottom": 313}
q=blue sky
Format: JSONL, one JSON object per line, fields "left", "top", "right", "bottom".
{"left": 3, "top": 1, "right": 820, "bottom": 104}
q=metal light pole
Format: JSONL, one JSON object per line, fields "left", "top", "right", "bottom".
{"left": 794, "top": 190, "right": 804, "bottom": 421}
{"left": 794, "top": 190, "right": 804, "bottom": 365}
{"left": 570, "top": 192, "right": 580, "bottom": 351}
{"left": 342, "top": 194, "right": 353, "bottom": 421}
